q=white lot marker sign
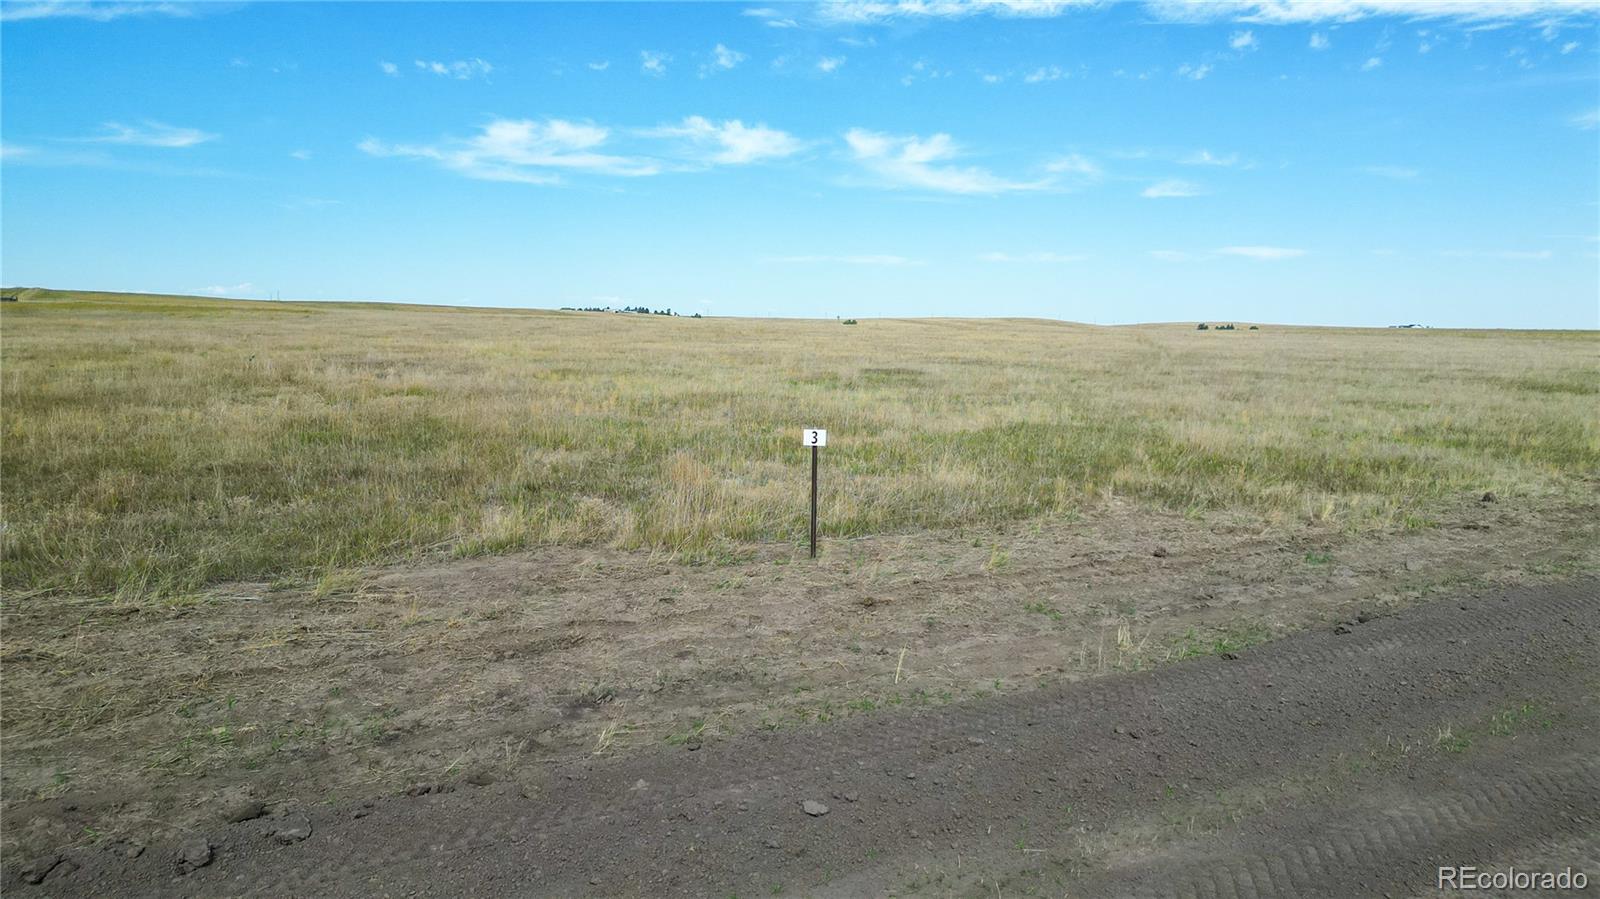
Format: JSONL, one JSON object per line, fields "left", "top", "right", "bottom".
{"left": 803, "top": 428, "right": 826, "bottom": 558}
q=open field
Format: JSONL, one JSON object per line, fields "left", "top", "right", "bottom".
{"left": 2, "top": 289, "right": 1597, "bottom": 869}
{"left": 3, "top": 288, "right": 1596, "bottom": 600}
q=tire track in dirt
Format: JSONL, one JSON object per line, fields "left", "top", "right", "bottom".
{"left": 10, "top": 579, "right": 1596, "bottom": 897}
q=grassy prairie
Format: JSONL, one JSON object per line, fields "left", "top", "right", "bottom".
{"left": 2, "top": 288, "right": 1596, "bottom": 599}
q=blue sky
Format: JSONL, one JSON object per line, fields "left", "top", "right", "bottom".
{"left": 2, "top": 0, "right": 1597, "bottom": 327}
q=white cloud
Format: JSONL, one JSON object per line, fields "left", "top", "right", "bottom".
{"left": 1, "top": 143, "right": 35, "bottom": 160}
{"left": 414, "top": 58, "right": 493, "bottom": 80}
{"left": 764, "top": 254, "right": 922, "bottom": 265}
{"left": 844, "top": 128, "right": 1048, "bottom": 195}
{"left": 1230, "top": 29, "right": 1259, "bottom": 50}
{"left": 1179, "top": 149, "right": 1239, "bottom": 166}
{"left": 641, "top": 51, "right": 670, "bottom": 77}
{"left": 649, "top": 116, "right": 803, "bottom": 165}
{"left": 1217, "top": 245, "right": 1305, "bottom": 259}
{"left": 200, "top": 282, "right": 257, "bottom": 297}
{"left": 88, "top": 121, "right": 216, "bottom": 148}
{"left": 1176, "top": 62, "right": 1213, "bottom": 79}
{"left": 1024, "top": 65, "right": 1067, "bottom": 82}
{"left": 1361, "top": 164, "right": 1418, "bottom": 178}
{"left": 818, "top": 55, "right": 847, "bottom": 73}
{"left": 1044, "top": 153, "right": 1102, "bottom": 179}
{"left": 1141, "top": 178, "right": 1205, "bottom": 198}
{"left": 817, "top": 0, "right": 1095, "bottom": 24}
{"left": 289, "top": 149, "right": 312, "bottom": 161}
{"left": 1144, "top": 1, "right": 1600, "bottom": 24}
{"left": 1561, "top": 40, "right": 1580, "bottom": 53}
{"left": 359, "top": 118, "right": 659, "bottom": 184}
{"left": 1149, "top": 249, "right": 1205, "bottom": 262}
{"left": 1441, "top": 249, "right": 1554, "bottom": 259}
{"left": 1309, "top": 31, "right": 1331, "bottom": 49}
{"left": 1361, "top": 56, "right": 1383, "bottom": 70}
{"left": 0, "top": 1, "right": 192, "bottom": 21}
{"left": 743, "top": 6, "right": 799, "bottom": 27}
{"left": 588, "top": 60, "right": 610, "bottom": 71}
{"left": 703, "top": 43, "right": 746, "bottom": 75}
{"left": 979, "top": 251, "right": 1087, "bottom": 263}
{"left": 379, "top": 60, "right": 399, "bottom": 77}
{"left": 1569, "top": 108, "right": 1600, "bottom": 130}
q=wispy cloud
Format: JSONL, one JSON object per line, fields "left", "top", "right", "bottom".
{"left": 414, "top": 58, "right": 493, "bottom": 80}
{"left": 1145, "top": 1, "right": 1600, "bottom": 24}
{"left": 979, "top": 251, "right": 1087, "bottom": 263}
{"left": 817, "top": 0, "right": 1095, "bottom": 24}
{"left": 1141, "top": 178, "right": 1206, "bottom": 198}
{"left": 1179, "top": 149, "right": 1239, "bottom": 166}
{"left": 1361, "top": 164, "right": 1418, "bottom": 178}
{"left": 1230, "top": 29, "right": 1259, "bottom": 50}
{"left": 1217, "top": 245, "right": 1305, "bottom": 259}
{"left": 743, "top": 6, "right": 799, "bottom": 27}
{"left": 648, "top": 116, "right": 803, "bottom": 165}
{"left": 1569, "top": 108, "right": 1600, "bottom": 130}
{"left": 1149, "top": 249, "right": 1205, "bottom": 262}
{"left": 844, "top": 128, "right": 1048, "bottom": 195}
{"left": 359, "top": 118, "right": 659, "bottom": 185}
{"left": 641, "top": 51, "right": 670, "bottom": 77}
{"left": 1441, "top": 249, "right": 1553, "bottom": 259}
{"left": 87, "top": 121, "right": 217, "bottom": 148}
{"left": 1044, "top": 153, "right": 1102, "bottom": 180}
{"left": 379, "top": 60, "right": 400, "bottom": 77}
{"left": 1024, "top": 65, "right": 1068, "bottom": 82}
{"left": 199, "top": 282, "right": 258, "bottom": 297}
{"left": 587, "top": 60, "right": 610, "bottom": 71}
{"left": 0, "top": 1, "right": 193, "bottom": 22}
{"left": 1560, "top": 40, "right": 1580, "bottom": 54}
{"left": 289, "top": 149, "right": 312, "bottom": 161}
{"left": 1176, "top": 62, "right": 1213, "bottom": 80}
{"left": 1151, "top": 246, "right": 1307, "bottom": 261}
{"left": 1309, "top": 31, "right": 1330, "bottom": 49}
{"left": 817, "top": 55, "right": 847, "bottom": 73}
{"left": 764, "top": 254, "right": 922, "bottom": 265}
{"left": 702, "top": 43, "right": 746, "bottom": 76}
{"left": 1361, "top": 56, "right": 1384, "bottom": 70}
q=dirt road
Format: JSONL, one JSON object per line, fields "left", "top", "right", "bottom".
{"left": 10, "top": 579, "right": 1597, "bottom": 897}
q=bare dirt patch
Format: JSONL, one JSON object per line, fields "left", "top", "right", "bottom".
{"left": 2, "top": 492, "right": 1595, "bottom": 860}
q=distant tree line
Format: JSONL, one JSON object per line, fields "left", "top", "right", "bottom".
{"left": 561, "top": 305, "right": 699, "bottom": 317}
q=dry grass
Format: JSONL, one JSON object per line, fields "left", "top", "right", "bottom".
{"left": 2, "top": 288, "right": 1595, "bottom": 599}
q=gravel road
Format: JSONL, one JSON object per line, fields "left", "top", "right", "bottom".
{"left": 11, "top": 579, "right": 1596, "bottom": 897}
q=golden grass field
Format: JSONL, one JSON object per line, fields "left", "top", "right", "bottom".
{"left": 2, "top": 287, "right": 1596, "bottom": 601}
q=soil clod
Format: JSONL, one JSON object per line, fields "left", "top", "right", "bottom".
{"left": 272, "top": 815, "right": 313, "bottom": 844}
{"left": 175, "top": 839, "right": 212, "bottom": 873}
{"left": 20, "top": 854, "right": 61, "bottom": 885}
{"left": 801, "top": 800, "right": 830, "bottom": 817}
{"left": 223, "top": 800, "right": 267, "bottom": 823}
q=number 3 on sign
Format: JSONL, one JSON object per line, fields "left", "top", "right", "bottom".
{"left": 803, "top": 428, "right": 827, "bottom": 447}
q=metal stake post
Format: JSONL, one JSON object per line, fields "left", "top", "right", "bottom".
{"left": 810, "top": 444, "right": 819, "bottom": 559}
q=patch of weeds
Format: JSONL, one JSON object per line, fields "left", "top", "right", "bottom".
{"left": 1434, "top": 726, "right": 1472, "bottom": 754}
{"left": 1165, "top": 622, "right": 1272, "bottom": 661}
{"left": 1024, "top": 601, "right": 1063, "bottom": 622}
{"left": 313, "top": 568, "right": 365, "bottom": 598}
{"left": 665, "top": 719, "right": 709, "bottom": 746}
{"left": 1304, "top": 551, "right": 1333, "bottom": 565}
